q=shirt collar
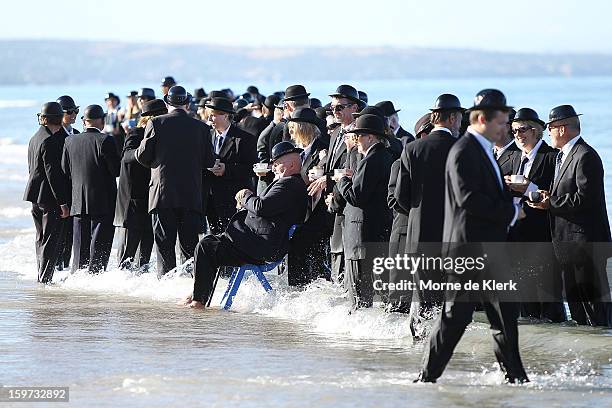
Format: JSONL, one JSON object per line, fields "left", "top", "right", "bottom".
{"left": 433, "top": 126, "right": 452, "bottom": 135}
{"left": 468, "top": 126, "right": 494, "bottom": 152}
{"left": 215, "top": 124, "right": 231, "bottom": 139}
{"left": 522, "top": 139, "right": 543, "bottom": 161}
{"left": 561, "top": 135, "right": 581, "bottom": 156}
{"left": 495, "top": 138, "right": 515, "bottom": 155}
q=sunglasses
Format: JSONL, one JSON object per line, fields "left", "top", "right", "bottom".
{"left": 330, "top": 103, "right": 354, "bottom": 112}
{"left": 64, "top": 109, "right": 79, "bottom": 115}
{"left": 512, "top": 126, "right": 533, "bottom": 135}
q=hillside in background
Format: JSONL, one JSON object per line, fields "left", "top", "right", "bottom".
{"left": 3, "top": 39, "right": 612, "bottom": 85}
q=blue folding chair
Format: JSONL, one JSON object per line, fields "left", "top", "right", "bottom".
{"left": 220, "top": 224, "right": 299, "bottom": 310}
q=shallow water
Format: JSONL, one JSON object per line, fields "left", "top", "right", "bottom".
{"left": 2, "top": 78, "right": 612, "bottom": 406}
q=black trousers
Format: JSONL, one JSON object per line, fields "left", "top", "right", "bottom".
{"left": 421, "top": 275, "right": 529, "bottom": 383}
{"left": 55, "top": 216, "right": 73, "bottom": 269}
{"left": 288, "top": 226, "right": 329, "bottom": 287}
{"left": 562, "top": 261, "right": 612, "bottom": 327}
{"left": 116, "top": 217, "right": 154, "bottom": 269}
{"left": 192, "top": 234, "right": 259, "bottom": 304}
{"left": 206, "top": 202, "right": 233, "bottom": 235}
{"left": 31, "top": 203, "right": 66, "bottom": 283}
{"left": 72, "top": 214, "right": 115, "bottom": 273}
{"left": 151, "top": 208, "right": 201, "bottom": 277}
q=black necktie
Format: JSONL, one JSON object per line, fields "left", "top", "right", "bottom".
{"left": 554, "top": 151, "right": 564, "bottom": 181}
{"left": 518, "top": 155, "right": 529, "bottom": 175}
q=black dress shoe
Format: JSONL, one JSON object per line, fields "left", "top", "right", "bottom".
{"left": 413, "top": 373, "right": 436, "bottom": 383}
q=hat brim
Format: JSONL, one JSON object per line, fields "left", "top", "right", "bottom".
{"left": 287, "top": 117, "right": 319, "bottom": 126}
{"left": 512, "top": 117, "right": 546, "bottom": 127}
{"left": 141, "top": 109, "right": 168, "bottom": 117}
{"left": 283, "top": 93, "right": 311, "bottom": 101}
{"left": 164, "top": 94, "right": 192, "bottom": 107}
{"left": 81, "top": 114, "right": 106, "bottom": 120}
{"left": 466, "top": 105, "right": 514, "bottom": 112}
{"left": 351, "top": 127, "right": 388, "bottom": 138}
{"left": 545, "top": 113, "right": 582, "bottom": 126}
{"left": 204, "top": 103, "right": 235, "bottom": 114}
{"left": 329, "top": 93, "right": 361, "bottom": 104}
{"left": 430, "top": 107, "right": 466, "bottom": 112}
{"left": 271, "top": 147, "right": 303, "bottom": 162}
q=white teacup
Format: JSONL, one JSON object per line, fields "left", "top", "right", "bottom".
{"left": 253, "top": 163, "right": 269, "bottom": 175}
{"left": 510, "top": 174, "right": 525, "bottom": 184}
{"left": 310, "top": 168, "right": 324, "bottom": 178}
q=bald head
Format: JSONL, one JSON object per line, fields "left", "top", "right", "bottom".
{"left": 272, "top": 152, "right": 302, "bottom": 178}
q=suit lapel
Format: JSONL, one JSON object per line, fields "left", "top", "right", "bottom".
{"left": 218, "top": 126, "right": 235, "bottom": 157}
{"left": 527, "top": 144, "right": 546, "bottom": 180}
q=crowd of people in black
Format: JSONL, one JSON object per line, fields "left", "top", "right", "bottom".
{"left": 24, "top": 77, "right": 612, "bottom": 384}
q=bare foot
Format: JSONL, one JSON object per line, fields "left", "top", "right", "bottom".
{"left": 187, "top": 300, "right": 205, "bottom": 309}
{"left": 177, "top": 294, "right": 193, "bottom": 306}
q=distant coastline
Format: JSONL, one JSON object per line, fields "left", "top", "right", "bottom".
{"left": 4, "top": 39, "right": 612, "bottom": 85}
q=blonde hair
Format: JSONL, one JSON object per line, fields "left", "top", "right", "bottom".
{"left": 137, "top": 115, "right": 152, "bottom": 128}
{"left": 288, "top": 121, "right": 319, "bottom": 147}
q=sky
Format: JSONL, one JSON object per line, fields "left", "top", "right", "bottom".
{"left": 4, "top": 0, "right": 611, "bottom": 54}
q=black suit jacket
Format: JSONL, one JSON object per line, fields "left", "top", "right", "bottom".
{"left": 204, "top": 125, "right": 258, "bottom": 218}
{"left": 443, "top": 132, "right": 516, "bottom": 244}
{"left": 395, "top": 129, "right": 457, "bottom": 250}
{"left": 62, "top": 127, "right": 120, "bottom": 216}
{"left": 135, "top": 109, "right": 215, "bottom": 213}
{"left": 336, "top": 143, "right": 393, "bottom": 259}
{"left": 396, "top": 126, "right": 415, "bottom": 145}
{"left": 549, "top": 138, "right": 611, "bottom": 244}
{"left": 388, "top": 158, "right": 408, "bottom": 245}
{"left": 225, "top": 173, "right": 308, "bottom": 262}
{"left": 114, "top": 127, "right": 151, "bottom": 227}
{"left": 509, "top": 140, "right": 557, "bottom": 242}
{"left": 238, "top": 116, "right": 268, "bottom": 138}
{"left": 24, "top": 126, "right": 69, "bottom": 206}
{"left": 496, "top": 140, "right": 520, "bottom": 176}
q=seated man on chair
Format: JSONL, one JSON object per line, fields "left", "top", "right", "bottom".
{"left": 182, "top": 141, "right": 309, "bottom": 308}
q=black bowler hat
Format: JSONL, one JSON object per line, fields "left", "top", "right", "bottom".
{"left": 288, "top": 107, "right": 319, "bottom": 125}
{"left": 264, "top": 95, "right": 281, "bottom": 110}
{"left": 164, "top": 86, "right": 191, "bottom": 106}
{"left": 105, "top": 92, "right": 120, "bottom": 105}
{"left": 126, "top": 90, "right": 138, "bottom": 98}
{"left": 271, "top": 141, "right": 303, "bottom": 162}
{"left": 205, "top": 97, "right": 235, "bottom": 114}
{"left": 247, "top": 85, "right": 259, "bottom": 94}
{"left": 430, "top": 94, "right": 465, "bottom": 112}
{"left": 193, "top": 88, "right": 207, "bottom": 101}
{"left": 358, "top": 91, "right": 368, "bottom": 104}
{"left": 81, "top": 104, "right": 106, "bottom": 120}
{"left": 352, "top": 105, "right": 385, "bottom": 119}
{"left": 38, "top": 101, "right": 64, "bottom": 117}
{"left": 546, "top": 104, "right": 582, "bottom": 125}
{"left": 508, "top": 108, "right": 517, "bottom": 123}
{"left": 314, "top": 106, "right": 328, "bottom": 120}
{"left": 513, "top": 108, "right": 545, "bottom": 127}
{"left": 351, "top": 114, "right": 387, "bottom": 138}
{"left": 207, "top": 90, "right": 227, "bottom": 100}
{"left": 138, "top": 88, "right": 155, "bottom": 100}
{"left": 310, "top": 98, "right": 322, "bottom": 109}
{"left": 233, "top": 98, "right": 249, "bottom": 112}
{"left": 284, "top": 85, "right": 310, "bottom": 101}
{"left": 468, "top": 89, "right": 512, "bottom": 111}
{"left": 141, "top": 99, "right": 168, "bottom": 117}
{"left": 375, "top": 101, "right": 400, "bottom": 117}
{"left": 197, "top": 98, "right": 208, "bottom": 108}
{"left": 414, "top": 113, "right": 433, "bottom": 137}
{"left": 56, "top": 95, "right": 78, "bottom": 111}
{"left": 330, "top": 84, "right": 361, "bottom": 104}
{"left": 161, "top": 76, "right": 176, "bottom": 87}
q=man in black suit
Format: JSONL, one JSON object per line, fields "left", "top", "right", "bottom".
{"left": 505, "top": 108, "right": 565, "bottom": 322}
{"left": 528, "top": 105, "right": 612, "bottom": 327}
{"left": 54, "top": 95, "right": 80, "bottom": 270}
{"left": 62, "top": 105, "right": 120, "bottom": 273}
{"left": 334, "top": 114, "right": 394, "bottom": 309}
{"left": 394, "top": 94, "right": 464, "bottom": 334}
{"left": 203, "top": 97, "right": 257, "bottom": 234}
{"left": 416, "top": 89, "right": 529, "bottom": 384}
{"left": 24, "top": 102, "right": 70, "bottom": 283}
{"left": 494, "top": 109, "right": 520, "bottom": 176}
{"left": 114, "top": 99, "right": 168, "bottom": 269}
{"left": 376, "top": 100, "right": 415, "bottom": 146}
{"left": 309, "top": 85, "right": 361, "bottom": 283}
{"left": 181, "top": 142, "right": 308, "bottom": 308}
{"left": 135, "top": 86, "right": 215, "bottom": 277}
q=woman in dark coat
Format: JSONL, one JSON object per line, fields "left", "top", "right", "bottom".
{"left": 334, "top": 114, "right": 393, "bottom": 309}
{"left": 114, "top": 99, "right": 167, "bottom": 269}
{"left": 285, "top": 108, "right": 331, "bottom": 286}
